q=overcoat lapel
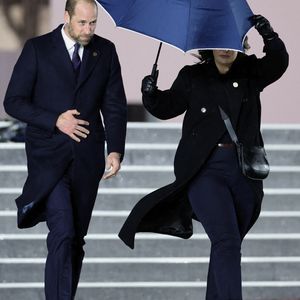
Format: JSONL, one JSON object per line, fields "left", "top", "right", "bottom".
{"left": 50, "top": 26, "right": 76, "bottom": 86}
{"left": 76, "top": 39, "right": 101, "bottom": 92}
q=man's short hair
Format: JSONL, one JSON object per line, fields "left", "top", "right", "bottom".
{"left": 65, "top": 0, "right": 97, "bottom": 18}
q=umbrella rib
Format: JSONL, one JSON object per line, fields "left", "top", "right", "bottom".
{"left": 185, "top": 0, "right": 192, "bottom": 51}
{"left": 118, "top": 0, "right": 138, "bottom": 24}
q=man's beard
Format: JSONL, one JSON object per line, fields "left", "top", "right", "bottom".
{"left": 66, "top": 24, "right": 93, "bottom": 46}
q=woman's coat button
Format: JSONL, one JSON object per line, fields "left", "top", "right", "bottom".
{"left": 233, "top": 82, "right": 239, "bottom": 88}
{"left": 201, "top": 107, "right": 207, "bottom": 113}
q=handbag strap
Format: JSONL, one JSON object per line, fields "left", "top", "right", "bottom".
{"left": 218, "top": 106, "right": 239, "bottom": 145}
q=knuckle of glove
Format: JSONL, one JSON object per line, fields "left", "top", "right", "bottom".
{"left": 143, "top": 84, "right": 154, "bottom": 94}
{"left": 142, "top": 76, "right": 156, "bottom": 94}
{"left": 145, "top": 75, "right": 155, "bottom": 83}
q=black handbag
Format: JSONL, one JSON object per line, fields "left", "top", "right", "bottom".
{"left": 219, "top": 106, "right": 270, "bottom": 180}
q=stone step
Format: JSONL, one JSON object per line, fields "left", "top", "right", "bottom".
{"left": 1, "top": 214, "right": 300, "bottom": 234}
{"left": 1, "top": 144, "right": 300, "bottom": 166}
{"left": 1, "top": 258, "right": 300, "bottom": 282}
{"left": 0, "top": 167, "right": 300, "bottom": 188}
{"left": 1, "top": 284, "right": 300, "bottom": 300}
{"left": 1, "top": 236, "right": 300, "bottom": 258}
{"left": 126, "top": 147, "right": 300, "bottom": 166}
{"left": 1, "top": 191, "right": 300, "bottom": 211}
{"left": 125, "top": 123, "right": 300, "bottom": 144}
{"left": 1, "top": 190, "right": 300, "bottom": 211}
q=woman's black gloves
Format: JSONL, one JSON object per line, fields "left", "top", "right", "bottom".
{"left": 141, "top": 73, "right": 158, "bottom": 96}
{"left": 250, "top": 15, "right": 278, "bottom": 41}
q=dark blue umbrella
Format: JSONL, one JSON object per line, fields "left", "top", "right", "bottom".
{"left": 97, "top": 0, "right": 253, "bottom": 74}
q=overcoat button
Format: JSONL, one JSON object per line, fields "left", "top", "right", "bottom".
{"left": 201, "top": 107, "right": 207, "bottom": 113}
{"left": 233, "top": 82, "right": 239, "bottom": 88}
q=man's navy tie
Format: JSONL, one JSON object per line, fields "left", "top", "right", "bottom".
{"left": 72, "top": 43, "right": 81, "bottom": 78}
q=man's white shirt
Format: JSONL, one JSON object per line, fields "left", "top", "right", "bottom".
{"left": 61, "top": 25, "right": 84, "bottom": 61}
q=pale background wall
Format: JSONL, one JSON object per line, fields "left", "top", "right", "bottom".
{"left": 1, "top": 0, "right": 299, "bottom": 123}
{"left": 0, "top": 1, "right": 49, "bottom": 120}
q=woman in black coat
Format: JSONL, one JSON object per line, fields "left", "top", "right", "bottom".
{"left": 119, "top": 15, "right": 289, "bottom": 299}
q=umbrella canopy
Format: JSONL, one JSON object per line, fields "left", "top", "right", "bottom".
{"left": 96, "top": 0, "right": 253, "bottom": 52}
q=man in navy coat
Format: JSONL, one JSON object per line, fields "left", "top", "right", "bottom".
{"left": 4, "top": 0, "right": 127, "bottom": 298}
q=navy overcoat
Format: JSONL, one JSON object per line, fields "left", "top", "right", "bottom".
{"left": 4, "top": 25, "right": 127, "bottom": 232}
{"left": 119, "top": 36, "right": 289, "bottom": 249}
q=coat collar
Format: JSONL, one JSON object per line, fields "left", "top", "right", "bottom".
{"left": 202, "top": 52, "right": 248, "bottom": 79}
{"left": 50, "top": 25, "right": 75, "bottom": 85}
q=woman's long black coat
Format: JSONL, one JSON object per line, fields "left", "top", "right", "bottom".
{"left": 119, "top": 36, "right": 289, "bottom": 249}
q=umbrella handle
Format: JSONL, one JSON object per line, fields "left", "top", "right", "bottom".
{"left": 151, "top": 42, "right": 162, "bottom": 78}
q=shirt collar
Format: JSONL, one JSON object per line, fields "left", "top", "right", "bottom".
{"left": 61, "top": 24, "right": 77, "bottom": 51}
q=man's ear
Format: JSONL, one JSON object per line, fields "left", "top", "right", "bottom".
{"left": 64, "top": 11, "right": 70, "bottom": 24}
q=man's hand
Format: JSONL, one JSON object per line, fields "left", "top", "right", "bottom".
{"left": 56, "top": 109, "right": 89, "bottom": 142}
{"left": 103, "top": 152, "right": 122, "bottom": 179}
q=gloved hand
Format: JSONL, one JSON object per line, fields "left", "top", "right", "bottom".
{"left": 250, "top": 15, "right": 278, "bottom": 40}
{"left": 141, "top": 72, "right": 158, "bottom": 96}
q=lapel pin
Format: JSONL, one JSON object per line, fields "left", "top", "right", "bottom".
{"left": 233, "top": 82, "right": 239, "bottom": 88}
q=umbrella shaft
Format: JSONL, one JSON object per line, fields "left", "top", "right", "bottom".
{"left": 151, "top": 42, "right": 162, "bottom": 77}
{"left": 154, "top": 42, "right": 162, "bottom": 65}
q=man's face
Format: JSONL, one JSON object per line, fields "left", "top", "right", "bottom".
{"left": 64, "top": 1, "right": 98, "bottom": 46}
{"left": 212, "top": 50, "right": 238, "bottom": 67}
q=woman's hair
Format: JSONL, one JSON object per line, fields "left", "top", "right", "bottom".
{"left": 65, "top": 0, "right": 97, "bottom": 18}
{"left": 195, "top": 36, "right": 251, "bottom": 64}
